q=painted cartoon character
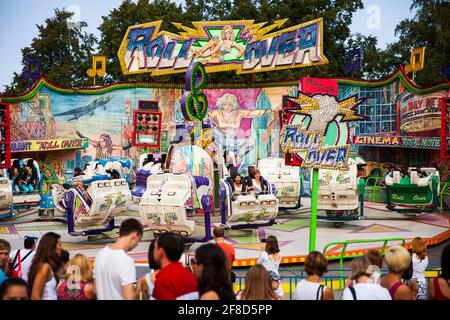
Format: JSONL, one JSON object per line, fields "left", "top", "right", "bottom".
{"left": 115, "top": 191, "right": 125, "bottom": 207}
{"left": 194, "top": 25, "right": 245, "bottom": 64}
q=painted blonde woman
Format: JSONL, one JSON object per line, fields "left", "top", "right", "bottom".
{"left": 194, "top": 25, "right": 245, "bottom": 64}
{"left": 209, "top": 93, "right": 270, "bottom": 132}
{"left": 208, "top": 93, "right": 271, "bottom": 169}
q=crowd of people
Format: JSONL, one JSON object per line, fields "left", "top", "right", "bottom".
{"left": 0, "top": 219, "right": 449, "bottom": 300}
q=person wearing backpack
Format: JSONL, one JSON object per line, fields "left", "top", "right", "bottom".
{"left": 293, "top": 251, "right": 334, "bottom": 300}
{"left": 343, "top": 257, "right": 391, "bottom": 300}
{"left": 9, "top": 236, "right": 37, "bottom": 282}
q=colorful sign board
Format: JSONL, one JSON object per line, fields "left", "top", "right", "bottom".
{"left": 280, "top": 79, "right": 365, "bottom": 170}
{"left": 399, "top": 91, "right": 444, "bottom": 135}
{"left": 300, "top": 77, "right": 338, "bottom": 96}
{"left": 440, "top": 97, "right": 450, "bottom": 158}
{"left": 118, "top": 18, "right": 328, "bottom": 76}
{"left": 11, "top": 138, "right": 89, "bottom": 153}
{"left": 353, "top": 135, "right": 440, "bottom": 149}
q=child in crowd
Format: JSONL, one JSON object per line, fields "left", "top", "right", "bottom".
{"left": 57, "top": 254, "right": 96, "bottom": 300}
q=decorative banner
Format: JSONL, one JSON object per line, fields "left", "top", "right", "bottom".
{"left": 405, "top": 47, "right": 425, "bottom": 75}
{"left": 180, "top": 61, "right": 208, "bottom": 121}
{"left": 21, "top": 57, "right": 41, "bottom": 82}
{"left": 343, "top": 47, "right": 362, "bottom": 75}
{"left": 118, "top": 18, "right": 328, "bottom": 76}
{"left": 87, "top": 55, "right": 106, "bottom": 85}
{"left": 280, "top": 79, "right": 365, "bottom": 170}
{"left": 440, "top": 97, "right": 450, "bottom": 159}
{"left": 353, "top": 135, "right": 440, "bottom": 149}
{"left": 300, "top": 77, "right": 338, "bottom": 96}
{"left": 11, "top": 138, "right": 88, "bottom": 153}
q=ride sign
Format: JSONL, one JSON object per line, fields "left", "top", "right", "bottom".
{"left": 280, "top": 79, "right": 365, "bottom": 170}
{"left": 118, "top": 18, "right": 328, "bottom": 76}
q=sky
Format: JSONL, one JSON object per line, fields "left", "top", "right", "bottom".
{"left": 0, "top": 0, "right": 415, "bottom": 89}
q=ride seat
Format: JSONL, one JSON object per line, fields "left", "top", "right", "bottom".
{"left": 392, "top": 171, "right": 401, "bottom": 184}
{"left": 410, "top": 170, "right": 419, "bottom": 185}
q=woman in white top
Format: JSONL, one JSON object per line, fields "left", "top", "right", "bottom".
{"left": 257, "top": 236, "right": 282, "bottom": 275}
{"left": 294, "top": 251, "right": 334, "bottom": 300}
{"left": 343, "top": 257, "right": 391, "bottom": 300}
{"left": 248, "top": 169, "right": 267, "bottom": 195}
{"left": 257, "top": 236, "right": 282, "bottom": 298}
{"left": 411, "top": 237, "right": 428, "bottom": 300}
{"left": 232, "top": 174, "right": 246, "bottom": 195}
{"left": 28, "top": 232, "right": 63, "bottom": 300}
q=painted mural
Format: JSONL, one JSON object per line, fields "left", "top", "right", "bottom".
{"left": 6, "top": 84, "right": 295, "bottom": 177}
{"left": 3, "top": 66, "right": 449, "bottom": 181}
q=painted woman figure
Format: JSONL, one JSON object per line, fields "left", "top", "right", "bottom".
{"left": 76, "top": 132, "right": 131, "bottom": 160}
{"left": 194, "top": 25, "right": 245, "bottom": 64}
{"left": 208, "top": 93, "right": 271, "bottom": 170}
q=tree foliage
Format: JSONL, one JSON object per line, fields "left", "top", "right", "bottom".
{"left": 3, "top": 0, "right": 449, "bottom": 94}
{"left": 384, "top": 0, "right": 450, "bottom": 86}
{"left": 3, "top": 9, "right": 97, "bottom": 95}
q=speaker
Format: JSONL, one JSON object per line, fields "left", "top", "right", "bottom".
{"left": 138, "top": 100, "right": 159, "bottom": 111}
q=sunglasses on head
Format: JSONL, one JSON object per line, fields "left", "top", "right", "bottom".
{"left": 24, "top": 236, "right": 38, "bottom": 243}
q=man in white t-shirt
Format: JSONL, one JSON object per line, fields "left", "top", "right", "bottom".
{"left": 10, "top": 236, "right": 37, "bottom": 282}
{"left": 94, "top": 218, "right": 143, "bottom": 300}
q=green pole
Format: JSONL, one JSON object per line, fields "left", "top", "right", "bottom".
{"left": 309, "top": 168, "right": 319, "bottom": 252}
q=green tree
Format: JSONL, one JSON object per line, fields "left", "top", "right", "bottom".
{"left": 3, "top": 9, "right": 97, "bottom": 95}
{"left": 98, "top": 0, "right": 186, "bottom": 83}
{"left": 346, "top": 33, "right": 395, "bottom": 80}
{"left": 385, "top": 0, "right": 450, "bottom": 86}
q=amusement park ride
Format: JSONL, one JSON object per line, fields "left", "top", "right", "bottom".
{"left": 0, "top": 18, "right": 446, "bottom": 250}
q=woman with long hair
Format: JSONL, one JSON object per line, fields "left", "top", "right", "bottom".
{"left": 139, "top": 239, "right": 161, "bottom": 300}
{"left": 410, "top": 237, "right": 428, "bottom": 300}
{"left": 258, "top": 236, "right": 282, "bottom": 275}
{"left": 57, "top": 254, "right": 96, "bottom": 300}
{"left": 28, "top": 232, "right": 63, "bottom": 300}
{"left": 190, "top": 243, "right": 235, "bottom": 300}
{"left": 237, "top": 264, "right": 279, "bottom": 300}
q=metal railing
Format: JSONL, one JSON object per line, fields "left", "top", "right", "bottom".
{"left": 233, "top": 268, "right": 442, "bottom": 300}
{"left": 439, "top": 181, "right": 450, "bottom": 209}
{"left": 322, "top": 238, "right": 406, "bottom": 288}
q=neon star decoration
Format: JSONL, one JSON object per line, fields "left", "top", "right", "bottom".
{"left": 281, "top": 92, "right": 365, "bottom": 170}
{"left": 287, "top": 93, "right": 365, "bottom": 136}
{"left": 118, "top": 18, "right": 328, "bottom": 76}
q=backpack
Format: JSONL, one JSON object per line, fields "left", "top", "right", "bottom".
{"left": 10, "top": 249, "right": 34, "bottom": 279}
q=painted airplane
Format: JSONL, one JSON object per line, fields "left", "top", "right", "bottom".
{"left": 54, "top": 95, "right": 113, "bottom": 121}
